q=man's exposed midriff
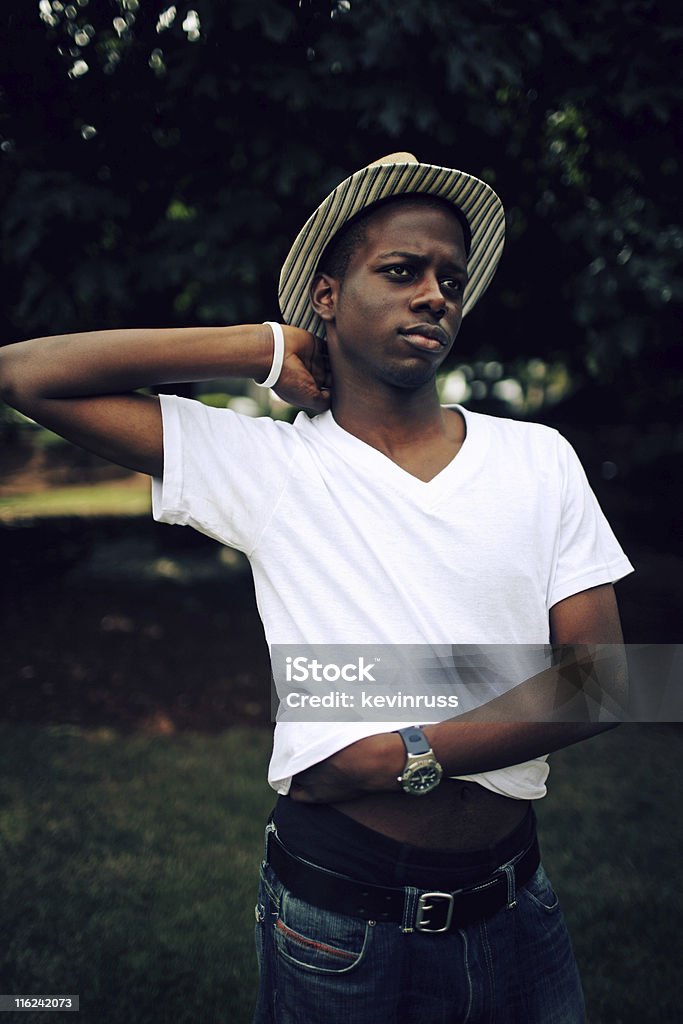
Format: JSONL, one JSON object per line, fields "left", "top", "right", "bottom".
{"left": 333, "top": 779, "right": 531, "bottom": 851}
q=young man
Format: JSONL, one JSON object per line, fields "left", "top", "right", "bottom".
{"left": 0, "top": 154, "right": 633, "bottom": 1023}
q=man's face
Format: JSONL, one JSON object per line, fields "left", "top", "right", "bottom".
{"left": 324, "top": 199, "right": 468, "bottom": 391}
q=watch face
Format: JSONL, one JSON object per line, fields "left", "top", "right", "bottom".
{"left": 406, "top": 765, "right": 441, "bottom": 793}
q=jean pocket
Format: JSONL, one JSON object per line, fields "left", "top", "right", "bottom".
{"left": 521, "top": 863, "right": 561, "bottom": 913}
{"left": 275, "top": 889, "right": 370, "bottom": 975}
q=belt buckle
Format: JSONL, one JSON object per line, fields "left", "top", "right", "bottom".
{"left": 415, "top": 891, "right": 454, "bottom": 933}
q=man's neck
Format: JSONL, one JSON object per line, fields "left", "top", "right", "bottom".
{"left": 330, "top": 383, "right": 466, "bottom": 482}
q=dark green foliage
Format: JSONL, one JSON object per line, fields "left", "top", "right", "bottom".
{"left": 0, "top": 0, "right": 680, "bottom": 418}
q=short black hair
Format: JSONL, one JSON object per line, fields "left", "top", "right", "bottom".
{"left": 317, "top": 193, "right": 472, "bottom": 280}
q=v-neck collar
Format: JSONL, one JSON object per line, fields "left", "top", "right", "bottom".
{"left": 309, "top": 404, "right": 489, "bottom": 507}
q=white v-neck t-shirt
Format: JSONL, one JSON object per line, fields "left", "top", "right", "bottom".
{"left": 152, "top": 397, "right": 633, "bottom": 799}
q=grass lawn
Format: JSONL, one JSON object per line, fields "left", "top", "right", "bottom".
{"left": 0, "top": 723, "right": 681, "bottom": 1023}
{"left": 0, "top": 726, "right": 274, "bottom": 1024}
{"left": 537, "top": 725, "right": 683, "bottom": 1023}
{"left": 0, "top": 477, "right": 151, "bottom": 521}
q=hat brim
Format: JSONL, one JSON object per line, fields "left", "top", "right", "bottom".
{"left": 278, "top": 160, "right": 505, "bottom": 338}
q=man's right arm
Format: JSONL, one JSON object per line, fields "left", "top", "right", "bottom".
{"left": 0, "top": 324, "right": 329, "bottom": 477}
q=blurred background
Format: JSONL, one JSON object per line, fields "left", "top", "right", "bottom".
{"left": 0, "top": 2, "right": 681, "bottom": 1022}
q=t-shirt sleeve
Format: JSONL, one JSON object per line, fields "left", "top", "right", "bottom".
{"left": 548, "top": 433, "right": 634, "bottom": 608}
{"left": 151, "top": 394, "right": 296, "bottom": 555}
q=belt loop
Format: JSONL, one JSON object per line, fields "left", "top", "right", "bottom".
{"left": 401, "top": 886, "right": 421, "bottom": 933}
{"left": 263, "top": 820, "right": 276, "bottom": 867}
{"left": 502, "top": 863, "right": 517, "bottom": 910}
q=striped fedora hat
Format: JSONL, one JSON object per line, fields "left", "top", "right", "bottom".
{"left": 278, "top": 152, "right": 505, "bottom": 338}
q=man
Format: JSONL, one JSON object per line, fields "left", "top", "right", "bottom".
{"left": 0, "top": 154, "right": 633, "bottom": 1023}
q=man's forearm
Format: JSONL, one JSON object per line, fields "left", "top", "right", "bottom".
{"left": 400, "top": 644, "right": 624, "bottom": 781}
{"left": 0, "top": 325, "right": 273, "bottom": 406}
{"left": 289, "top": 720, "right": 618, "bottom": 804}
{"left": 423, "top": 721, "right": 617, "bottom": 778}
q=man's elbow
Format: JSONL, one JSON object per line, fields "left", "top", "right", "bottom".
{"left": 0, "top": 343, "right": 28, "bottom": 408}
{"left": 0, "top": 341, "right": 48, "bottom": 413}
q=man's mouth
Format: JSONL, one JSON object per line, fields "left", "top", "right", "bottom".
{"left": 398, "top": 324, "right": 450, "bottom": 352}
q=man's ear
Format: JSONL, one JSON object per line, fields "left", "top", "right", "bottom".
{"left": 309, "top": 272, "right": 339, "bottom": 322}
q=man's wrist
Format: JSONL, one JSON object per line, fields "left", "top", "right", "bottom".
{"left": 395, "top": 726, "right": 444, "bottom": 795}
{"left": 249, "top": 323, "right": 279, "bottom": 382}
{"left": 254, "top": 322, "right": 285, "bottom": 388}
{"left": 219, "top": 324, "right": 276, "bottom": 381}
{"left": 420, "top": 725, "right": 446, "bottom": 771}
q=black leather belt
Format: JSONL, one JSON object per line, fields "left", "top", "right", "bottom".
{"left": 266, "top": 829, "right": 540, "bottom": 933}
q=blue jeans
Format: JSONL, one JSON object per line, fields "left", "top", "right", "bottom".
{"left": 253, "top": 825, "right": 585, "bottom": 1024}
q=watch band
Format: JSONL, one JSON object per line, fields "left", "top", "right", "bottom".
{"left": 395, "top": 726, "right": 443, "bottom": 796}
{"left": 396, "top": 726, "right": 432, "bottom": 755}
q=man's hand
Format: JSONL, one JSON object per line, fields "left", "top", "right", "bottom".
{"left": 289, "top": 733, "right": 403, "bottom": 803}
{"left": 289, "top": 755, "right": 367, "bottom": 804}
{"left": 272, "top": 326, "right": 332, "bottom": 413}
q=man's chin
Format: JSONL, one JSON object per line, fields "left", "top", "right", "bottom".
{"left": 383, "top": 363, "right": 440, "bottom": 390}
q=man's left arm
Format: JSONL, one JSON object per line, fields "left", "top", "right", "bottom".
{"left": 290, "top": 583, "right": 626, "bottom": 803}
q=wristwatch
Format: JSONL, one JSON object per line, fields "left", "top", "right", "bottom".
{"left": 395, "top": 726, "right": 443, "bottom": 796}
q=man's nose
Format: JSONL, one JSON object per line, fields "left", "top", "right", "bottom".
{"left": 410, "top": 274, "right": 446, "bottom": 317}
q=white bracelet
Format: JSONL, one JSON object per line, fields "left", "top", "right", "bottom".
{"left": 255, "top": 321, "right": 285, "bottom": 388}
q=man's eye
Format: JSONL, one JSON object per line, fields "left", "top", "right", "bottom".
{"left": 386, "top": 265, "right": 413, "bottom": 278}
{"left": 443, "top": 279, "right": 465, "bottom": 295}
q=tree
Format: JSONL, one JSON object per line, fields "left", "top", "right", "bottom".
{"left": 1, "top": 0, "right": 680, "bottom": 421}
